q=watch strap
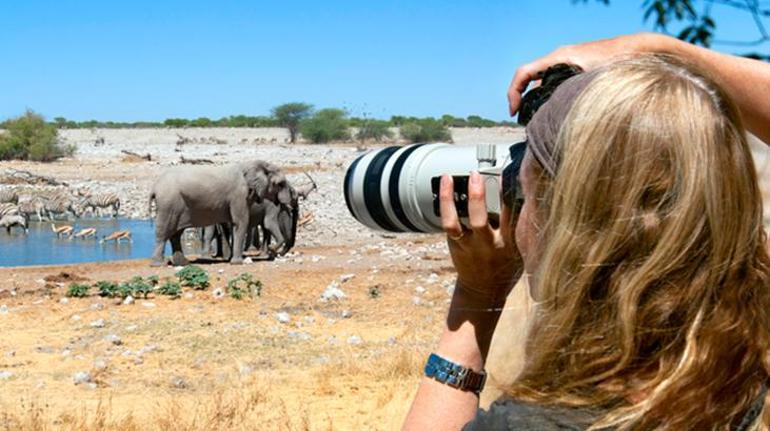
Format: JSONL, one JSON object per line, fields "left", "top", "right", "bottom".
{"left": 424, "top": 353, "right": 486, "bottom": 394}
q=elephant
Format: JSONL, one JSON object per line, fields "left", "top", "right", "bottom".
{"left": 149, "top": 160, "right": 292, "bottom": 266}
{"left": 201, "top": 185, "right": 299, "bottom": 259}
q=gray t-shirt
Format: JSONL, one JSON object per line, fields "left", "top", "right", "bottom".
{"left": 463, "top": 400, "right": 603, "bottom": 431}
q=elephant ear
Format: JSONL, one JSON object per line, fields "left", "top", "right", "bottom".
{"left": 241, "top": 162, "right": 269, "bottom": 203}
{"left": 271, "top": 173, "right": 293, "bottom": 206}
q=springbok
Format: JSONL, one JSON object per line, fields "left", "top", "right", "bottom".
{"left": 101, "top": 230, "right": 131, "bottom": 244}
{"left": 51, "top": 223, "right": 74, "bottom": 237}
{"left": 74, "top": 227, "right": 97, "bottom": 239}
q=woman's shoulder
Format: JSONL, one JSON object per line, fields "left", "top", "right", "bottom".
{"left": 463, "top": 399, "right": 604, "bottom": 431}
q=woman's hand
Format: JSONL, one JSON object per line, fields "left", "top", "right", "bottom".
{"left": 507, "top": 33, "right": 672, "bottom": 116}
{"left": 440, "top": 172, "right": 521, "bottom": 306}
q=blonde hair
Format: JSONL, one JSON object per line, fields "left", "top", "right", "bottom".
{"left": 508, "top": 56, "right": 770, "bottom": 429}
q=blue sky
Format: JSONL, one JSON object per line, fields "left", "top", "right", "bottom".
{"left": 0, "top": 1, "right": 766, "bottom": 122}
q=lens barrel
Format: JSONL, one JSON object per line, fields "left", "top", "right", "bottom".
{"left": 344, "top": 143, "right": 514, "bottom": 233}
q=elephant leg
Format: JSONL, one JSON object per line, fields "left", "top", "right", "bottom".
{"left": 201, "top": 225, "right": 216, "bottom": 256}
{"left": 229, "top": 204, "right": 248, "bottom": 265}
{"left": 151, "top": 234, "right": 166, "bottom": 267}
{"left": 219, "top": 224, "right": 233, "bottom": 261}
{"left": 263, "top": 215, "right": 285, "bottom": 257}
{"left": 170, "top": 230, "right": 189, "bottom": 266}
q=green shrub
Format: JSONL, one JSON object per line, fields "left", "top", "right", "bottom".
{"left": 227, "top": 273, "right": 262, "bottom": 300}
{"left": 356, "top": 120, "right": 394, "bottom": 142}
{"left": 96, "top": 281, "right": 119, "bottom": 298}
{"left": 368, "top": 285, "right": 381, "bottom": 299}
{"left": 176, "top": 265, "right": 209, "bottom": 290}
{"left": 0, "top": 111, "right": 75, "bottom": 162}
{"left": 128, "top": 276, "right": 153, "bottom": 299}
{"left": 117, "top": 282, "right": 134, "bottom": 298}
{"left": 147, "top": 275, "right": 160, "bottom": 286}
{"left": 399, "top": 119, "right": 452, "bottom": 143}
{"left": 66, "top": 283, "right": 91, "bottom": 298}
{"left": 157, "top": 279, "right": 182, "bottom": 299}
{"left": 300, "top": 108, "right": 350, "bottom": 144}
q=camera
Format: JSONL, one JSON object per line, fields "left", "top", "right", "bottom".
{"left": 344, "top": 142, "right": 526, "bottom": 233}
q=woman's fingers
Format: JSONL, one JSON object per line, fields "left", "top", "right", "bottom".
{"left": 439, "top": 174, "right": 463, "bottom": 240}
{"left": 467, "top": 171, "right": 494, "bottom": 244}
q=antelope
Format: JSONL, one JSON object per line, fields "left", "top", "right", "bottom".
{"left": 73, "top": 227, "right": 97, "bottom": 238}
{"left": 101, "top": 230, "right": 131, "bottom": 244}
{"left": 51, "top": 223, "right": 74, "bottom": 237}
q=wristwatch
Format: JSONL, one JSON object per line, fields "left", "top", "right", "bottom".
{"left": 424, "top": 353, "right": 487, "bottom": 395}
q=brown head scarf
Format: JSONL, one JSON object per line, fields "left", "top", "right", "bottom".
{"left": 525, "top": 70, "right": 601, "bottom": 177}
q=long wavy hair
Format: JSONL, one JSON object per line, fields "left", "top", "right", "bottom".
{"left": 508, "top": 56, "right": 770, "bottom": 430}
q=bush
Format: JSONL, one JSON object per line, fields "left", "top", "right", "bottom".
{"left": 356, "top": 120, "right": 394, "bottom": 142}
{"left": 176, "top": 265, "right": 209, "bottom": 290}
{"left": 0, "top": 111, "right": 75, "bottom": 162}
{"left": 227, "top": 273, "right": 262, "bottom": 300}
{"left": 96, "top": 281, "right": 119, "bottom": 298}
{"left": 157, "top": 279, "right": 182, "bottom": 299}
{"left": 300, "top": 108, "right": 350, "bottom": 144}
{"left": 128, "top": 276, "right": 153, "bottom": 299}
{"left": 400, "top": 119, "right": 452, "bottom": 143}
{"left": 368, "top": 285, "right": 381, "bottom": 299}
{"left": 66, "top": 283, "right": 91, "bottom": 298}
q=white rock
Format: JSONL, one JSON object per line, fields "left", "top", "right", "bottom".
{"left": 90, "top": 303, "right": 104, "bottom": 311}
{"left": 59, "top": 298, "right": 69, "bottom": 305}
{"left": 94, "top": 358, "right": 108, "bottom": 371}
{"left": 90, "top": 319, "right": 106, "bottom": 328}
{"left": 212, "top": 288, "right": 225, "bottom": 300}
{"left": 142, "top": 302, "right": 156, "bottom": 308}
{"left": 347, "top": 335, "right": 363, "bottom": 345}
{"left": 412, "top": 296, "right": 422, "bottom": 306}
{"left": 243, "top": 257, "right": 253, "bottom": 264}
{"left": 339, "top": 273, "right": 355, "bottom": 283}
{"left": 122, "top": 295, "right": 135, "bottom": 305}
{"left": 184, "top": 293, "right": 194, "bottom": 299}
{"left": 276, "top": 312, "right": 291, "bottom": 324}
{"left": 341, "top": 310, "right": 352, "bottom": 319}
{"left": 125, "top": 324, "right": 138, "bottom": 332}
{"left": 71, "top": 314, "right": 82, "bottom": 322}
{"left": 415, "top": 286, "right": 426, "bottom": 294}
{"left": 104, "top": 334, "right": 122, "bottom": 346}
{"left": 0, "top": 305, "right": 8, "bottom": 315}
{"left": 73, "top": 371, "right": 92, "bottom": 385}
{"left": 320, "top": 282, "right": 346, "bottom": 301}
{"left": 0, "top": 371, "right": 13, "bottom": 380}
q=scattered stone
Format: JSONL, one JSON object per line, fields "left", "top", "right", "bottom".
{"left": 0, "top": 305, "right": 8, "bottom": 315}
{"left": 426, "top": 273, "right": 440, "bottom": 284}
{"left": 73, "top": 371, "right": 92, "bottom": 385}
{"left": 35, "top": 346, "right": 55, "bottom": 354}
{"left": 104, "top": 334, "right": 122, "bottom": 346}
{"left": 125, "top": 324, "right": 138, "bottom": 332}
{"left": 341, "top": 310, "right": 352, "bottom": 319}
{"left": 4, "top": 351, "right": 15, "bottom": 358}
{"left": 71, "top": 314, "right": 82, "bottom": 322}
{"left": 122, "top": 295, "right": 135, "bottom": 305}
{"left": 212, "top": 288, "right": 225, "bottom": 300}
{"left": 133, "top": 356, "right": 144, "bottom": 365}
{"left": 276, "top": 312, "right": 291, "bottom": 324}
{"left": 339, "top": 273, "right": 356, "bottom": 283}
{"left": 90, "top": 303, "right": 104, "bottom": 311}
{"left": 320, "top": 282, "right": 346, "bottom": 301}
{"left": 171, "top": 376, "right": 188, "bottom": 389}
{"left": 61, "top": 348, "right": 72, "bottom": 357}
{"left": 184, "top": 292, "right": 194, "bottom": 299}
{"left": 239, "top": 364, "right": 253, "bottom": 376}
{"left": 415, "top": 286, "right": 426, "bottom": 294}
{"left": 347, "top": 335, "right": 363, "bottom": 345}
{"left": 217, "top": 269, "right": 225, "bottom": 274}
{"left": 287, "top": 331, "right": 312, "bottom": 341}
{"left": 412, "top": 296, "right": 422, "bottom": 306}
{"left": 90, "top": 319, "right": 106, "bottom": 328}
{"left": 327, "top": 336, "right": 339, "bottom": 346}
{"left": 59, "top": 298, "right": 69, "bottom": 305}
{"left": 386, "top": 336, "right": 397, "bottom": 346}
{"left": 0, "top": 371, "right": 13, "bottom": 381}
{"left": 142, "top": 302, "right": 156, "bottom": 309}
{"left": 243, "top": 257, "right": 253, "bottom": 264}
{"left": 94, "top": 358, "right": 108, "bottom": 371}
{"left": 303, "top": 316, "right": 316, "bottom": 324}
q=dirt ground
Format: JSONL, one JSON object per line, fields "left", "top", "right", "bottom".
{"left": 0, "top": 237, "right": 456, "bottom": 430}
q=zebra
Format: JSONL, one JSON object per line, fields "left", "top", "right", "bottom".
{"left": 17, "top": 196, "right": 47, "bottom": 221}
{"left": 0, "top": 202, "right": 20, "bottom": 218}
{"left": 0, "top": 188, "right": 18, "bottom": 204}
{"left": 44, "top": 195, "right": 80, "bottom": 220}
{"left": 80, "top": 192, "right": 120, "bottom": 218}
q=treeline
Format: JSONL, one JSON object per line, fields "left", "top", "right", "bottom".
{"left": 46, "top": 111, "right": 514, "bottom": 130}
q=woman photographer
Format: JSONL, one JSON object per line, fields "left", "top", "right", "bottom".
{"left": 403, "top": 54, "right": 770, "bottom": 429}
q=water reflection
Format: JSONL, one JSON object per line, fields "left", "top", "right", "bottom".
{"left": 0, "top": 219, "right": 201, "bottom": 267}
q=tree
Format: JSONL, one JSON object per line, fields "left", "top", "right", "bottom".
{"left": 0, "top": 110, "right": 74, "bottom": 161}
{"left": 300, "top": 108, "right": 351, "bottom": 144}
{"left": 271, "top": 102, "right": 313, "bottom": 144}
{"left": 356, "top": 119, "right": 394, "bottom": 142}
{"left": 575, "top": 0, "right": 770, "bottom": 60}
{"left": 400, "top": 119, "right": 452, "bottom": 143}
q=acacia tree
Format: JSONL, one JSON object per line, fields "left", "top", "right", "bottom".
{"left": 576, "top": 0, "right": 770, "bottom": 60}
{"left": 271, "top": 102, "right": 313, "bottom": 144}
